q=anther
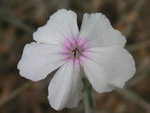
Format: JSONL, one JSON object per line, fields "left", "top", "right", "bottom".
{"left": 72, "top": 48, "right": 80, "bottom": 57}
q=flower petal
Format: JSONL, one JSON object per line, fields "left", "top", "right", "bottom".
{"left": 48, "top": 60, "right": 83, "bottom": 110}
{"left": 33, "top": 9, "right": 79, "bottom": 44}
{"left": 17, "top": 42, "right": 66, "bottom": 81}
{"left": 82, "top": 46, "right": 135, "bottom": 93}
{"left": 79, "top": 13, "right": 126, "bottom": 47}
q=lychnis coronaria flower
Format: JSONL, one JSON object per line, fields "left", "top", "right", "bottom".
{"left": 18, "top": 9, "right": 136, "bottom": 110}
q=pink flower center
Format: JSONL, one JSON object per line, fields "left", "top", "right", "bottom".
{"left": 62, "top": 37, "right": 89, "bottom": 61}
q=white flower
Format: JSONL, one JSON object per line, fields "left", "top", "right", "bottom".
{"left": 17, "top": 9, "right": 136, "bottom": 110}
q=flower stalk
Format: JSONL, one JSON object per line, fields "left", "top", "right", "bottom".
{"left": 83, "top": 79, "right": 95, "bottom": 113}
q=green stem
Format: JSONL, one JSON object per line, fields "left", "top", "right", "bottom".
{"left": 83, "top": 79, "right": 95, "bottom": 113}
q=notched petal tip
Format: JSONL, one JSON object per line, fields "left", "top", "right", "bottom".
{"left": 33, "top": 8, "right": 79, "bottom": 44}
{"left": 47, "top": 62, "right": 83, "bottom": 111}
{"left": 55, "top": 8, "right": 75, "bottom": 13}
{"left": 48, "top": 96, "right": 63, "bottom": 111}
{"left": 17, "top": 59, "right": 47, "bottom": 82}
{"left": 82, "top": 46, "right": 136, "bottom": 93}
{"left": 17, "top": 42, "right": 65, "bottom": 82}
{"left": 80, "top": 12, "right": 126, "bottom": 47}
{"left": 47, "top": 94, "right": 80, "bottom": 111}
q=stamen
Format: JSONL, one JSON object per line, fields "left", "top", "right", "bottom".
{"left": 72, "top": 48, "right": 80, "bottom": 57}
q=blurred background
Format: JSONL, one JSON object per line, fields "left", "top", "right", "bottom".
{"left": 0, "top": 0, "right": 150, "bottom": 113}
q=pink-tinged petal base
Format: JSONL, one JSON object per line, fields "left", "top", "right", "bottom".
{"left": 61, "top": 37, "right": 90, "bottom": 64}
